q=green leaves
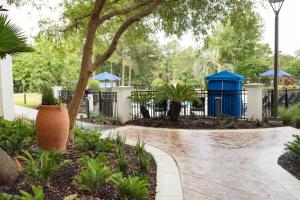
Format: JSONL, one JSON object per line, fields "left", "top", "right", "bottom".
{"left": 18, "top": 150, "right": 71, "bottom": 183}
{"left": 0, "top": 14, "right": 33, "bottom": 59}
{"left": 285, "top": 135, "right": 300, "bottom": 157}
{"left": 0, "top": 118, "right": 35, "bottom": 156}
{"left": 19, "top": 185, "right": 44, "bottom": 200}
{"left": 75, "top": 155, "right": 112, "bottom": 191}
{"left": 41, "top": 84, "right": 58, "bottom": 105}
{"left": 111, "top": 173, "right": 149, "bottom": 200}
{"left": 157, "top": 84, "right": 198, "bottom": 102}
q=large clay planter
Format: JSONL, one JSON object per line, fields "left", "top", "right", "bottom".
{"left": 36, "top": 104, "right": 69, "bottom": 152}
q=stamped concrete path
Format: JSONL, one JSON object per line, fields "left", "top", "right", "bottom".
{"left": 117, "top": 126, "right": 300, "bottom": 200}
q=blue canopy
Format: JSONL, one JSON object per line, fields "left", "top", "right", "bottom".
{"left": 259, "top": 69, "right": 292, "bottom": 77}
{"left": 205, "top": 71, "right": 245, "bottom": 81}
{"left": 91, "top": 72, "right": 121, "bottom": 81}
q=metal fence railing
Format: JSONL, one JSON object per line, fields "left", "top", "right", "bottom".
{"left": 59, "top": 90, "right": 118, "bottom": 119}
{"left": 131, "top": 89, "right": 247, "bottom": 120}
{"left": 263, "top": 89, "right": 300, "bottom": 118}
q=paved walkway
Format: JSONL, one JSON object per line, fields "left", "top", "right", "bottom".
{"left": 117, "top": 126, "right": 300, "bottom": 200}
{"left": 15, "top": 105, "right": 300, "bottom": 199}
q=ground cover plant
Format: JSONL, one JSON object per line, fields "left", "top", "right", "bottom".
{"left": 278, "top": 134, "right": 300, "bottom": 181}
{"left": 0, "top": 121, "right": 157, "bottom": 200}
{"left": 279, "top": 103, "right": 300, "bottom": 128}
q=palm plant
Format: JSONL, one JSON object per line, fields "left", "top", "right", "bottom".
{"left": 129, "top": 92, "right": 153, "bottom": 118}
{"left": 0, "top": 14, "right": 32, "bottom": 59}
{"left": 157, "top": 84, "right": 199, "bottom": 121}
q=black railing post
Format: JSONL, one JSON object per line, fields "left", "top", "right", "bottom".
{"left": 285, "top": 88, "right": 289, "bottom": 109}
{"left": 99, "top": 91, "right": 102, "bottom": 114}
{"left": 271, "top": 90, "right": 274, "bottom": 117}
{"left": 86, "top": 97, "right": 90, "bottom": 119}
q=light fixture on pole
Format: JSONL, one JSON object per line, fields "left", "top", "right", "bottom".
{"left": 269, "top": 0, "right": 284, "bottom": 118}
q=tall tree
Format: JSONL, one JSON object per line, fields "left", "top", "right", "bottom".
{"left": 9, "top": 0, "right": 256, "bottom": 128}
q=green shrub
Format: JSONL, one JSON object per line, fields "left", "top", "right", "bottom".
{"left": 88, "top": 80, "right": 100, "bottom": 90}
{"left": 111, "top": 173, "right": 149, "bottom": 200}
{"left": 0, "top": 193, "right": 19, "bottom": 200}
{"left": 41, "top": 84, "right": 58, "bottom": 105}
{"left": 19, "top": 185, "right": 44, "bottom": 200}
{"left": 156, "top": 84, "right": 198, "bottom": 121}
{"left": 0, "top": 118, "right": 35, "bottom": 156}
{"left": 285, "top": 135, "right": 300, "bottom": 156}
{"left": 19, "top": 151, "right": 71, "bottom": 183}
{"left": 114, "top": 145, "right": 128, "bottom": 175}
{"left": 75, "top": 155, "right": 112, "bottom": 191}
{"left": 117, "top": 156, "right": 128, "bottom": 175}
{"left": 139, "top": 154, "right": 151, "bottom": 175}
{"left": 135, "top": 139, "right": 145, "bottom": 156}
{"left": 74, "top": 129, "right": 113, "bottom": 153}
{"left": 114, "top": 133, "right": 126, "bottom": 147}
{"left": 295, "top": 116, "right": 300, "bottom": 128}
{"left": 278, "top": 107, "right": 293, "bottom": 125}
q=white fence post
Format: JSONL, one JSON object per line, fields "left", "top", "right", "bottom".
{"left": 246, "top": 83, "right": 265, "bottom": 121}
{"left": 115, "top": 86, "right": 133, "bottom": 123}
{"left": 0, "top": 56, "right": 15, "bottom": 120}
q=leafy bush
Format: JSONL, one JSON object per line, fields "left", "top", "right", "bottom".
{"left": 75, "top": 155, "right": 112, "bottom": 191}
{"left": 129, "top": 92, "right": 153, "bottom": 118}
{"left": 19, "top": 185, "right": 44, "bottom": 200}
{"left": 111, "top": 173, "right": 149, "bottom": 200}
{"left": 19, "top": 151, "right": 71, "bottom": 183}
{"left": 278, "top": 107, "right": 293, "bottom": 125}
{"left": 135, "top": 138, "right": 145, "bottom": 156}
{"left": 295, "top": 116, "right": 300, "bottom": 128}
{"left": 74, "top": 129, "right": 113, "bottom": 153}
{"left": 285, "top": 135, "right": 300, "bottom": 156}
{"left": 114, "top": 145, "right": 128, "bottom": 175}
{"left": 156, "top": 84, "right": 198, "bottom": 121}
{"left": 0, "top": 186, "right": 44, "bottom": 200}
{"left": 114, "top": 133, "right": 126, "bottom": 147}
{"left": 41, "top": 84, "right": 58, "bottom": 105}
{"left": 88, "top": 80, "right": 100, "bottom": 90}
{"left": 139, "top": 154, "right": 151, "bottom": 174}
{"left": 0, "top": 118, "right": 35, "bottom": 155}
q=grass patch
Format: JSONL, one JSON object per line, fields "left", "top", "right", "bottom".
{"left": 14, "top": 93, "right": 42, "bottom": 108}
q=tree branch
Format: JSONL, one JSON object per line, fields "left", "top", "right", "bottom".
{"left": 98, "top": 0, "right": 152, "bottom": 26}
{"left": 92, "top": 0, "right": 161, "bottom": 71}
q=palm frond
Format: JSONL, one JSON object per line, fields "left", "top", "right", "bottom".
{"left": 0, "top": 14, "right": 33, "bottom": 59}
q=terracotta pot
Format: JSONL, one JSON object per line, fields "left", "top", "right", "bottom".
{"left": 36, "top": 104, "right": 69, "bottom": 152}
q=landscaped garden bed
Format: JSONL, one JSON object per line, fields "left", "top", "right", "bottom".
{"left": 0, "top": 118, "right": 157, "bottom": 200}
{"left": 126, "top": 116, "right": 275, "bottom": 129}
{"left": 278, "top": 135, "right": 300, "bottom": 181}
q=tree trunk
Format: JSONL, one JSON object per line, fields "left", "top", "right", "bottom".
{"left": 0, "top": 148, "right": 19, "bottom": 185}
{"left": 69, "top": 70, "right": 92, "bottom": 129}
{"left": 140, "top": 105, "right": 150, "bottom": 118}
{"left": 168, "top": 101, "right": 181, "bottom": 121}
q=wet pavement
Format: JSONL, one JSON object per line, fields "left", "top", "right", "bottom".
{"left": 117, "top": 126, "right": 300, "bottom": 200}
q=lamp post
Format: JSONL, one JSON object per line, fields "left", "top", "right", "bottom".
{"left": 269, "top": 0, "right": 285, "bottom": 118}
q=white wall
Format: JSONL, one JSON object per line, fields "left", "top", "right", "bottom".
{"left": 0, "top": 56, "right": 15, "bottom": 120}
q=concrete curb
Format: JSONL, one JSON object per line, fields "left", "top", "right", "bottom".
{"left": 257, "top": 142, "right": 300, "bottom": 199}
{"left": 102, "top": 129, "right": 184, "bottom": 200}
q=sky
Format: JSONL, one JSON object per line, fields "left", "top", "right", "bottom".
{"left": 2, "top": 0, "right": 300, "bottom": 55}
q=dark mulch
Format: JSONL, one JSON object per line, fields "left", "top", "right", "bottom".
{"left": 278, "top": 152, "right": 300, "bottom": 181}
{"left": 125, "top": 116, "right": 274, "bottom": 129}
{"left": 0, "top": 145, "right": 157, "bottom": 200}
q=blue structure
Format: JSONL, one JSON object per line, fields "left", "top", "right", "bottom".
{"left": 92, "top": 72, "right": 121, "bottom": 81}
{"left": 259, "top": 69, "right": 292, "bottom": 77}
{"left": 205, "top": 71, "right": 245, "bottom": 117}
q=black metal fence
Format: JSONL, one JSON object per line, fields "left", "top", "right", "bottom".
{"left": 59, "top": 90, "right": 118, "bottom": 119}
{"left": 263, "top": 89, "right": 300, "bottom": 118}
{"left": 131, "top": 89, "right": 247, "bottom": 120}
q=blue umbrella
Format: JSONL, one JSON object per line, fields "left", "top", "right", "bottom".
{"left": 259, "top": 69, "right": 293, "bottom": 77}
{"left": 91, "top": 72, "right": 121, "bottom": 81}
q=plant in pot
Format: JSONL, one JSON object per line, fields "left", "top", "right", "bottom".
{"left": 129, "top": 92, "right": 153, "bottom": 118}
{"left": 36, "top": 85, "right": 69, "bottom": 152}
{"left": 157, "top": 84, "right": 199, "bottom": 121}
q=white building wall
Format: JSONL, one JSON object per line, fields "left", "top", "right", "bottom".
{"left": 0, "top": 56, "right": 15, "bottom": 120}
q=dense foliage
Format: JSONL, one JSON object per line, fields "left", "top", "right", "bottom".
{"left": 0, "top": 118, "right": 35, "bottom": 156}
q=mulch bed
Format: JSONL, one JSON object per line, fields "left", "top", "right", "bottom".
{"left": 125, "top": 116, "right": 274, "bottom": 129}
{"left": 0, "top": 145, "right": 157, "bottom": 200}
{"left": 278, "top": 152, "right": 300, "bottom": 181}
